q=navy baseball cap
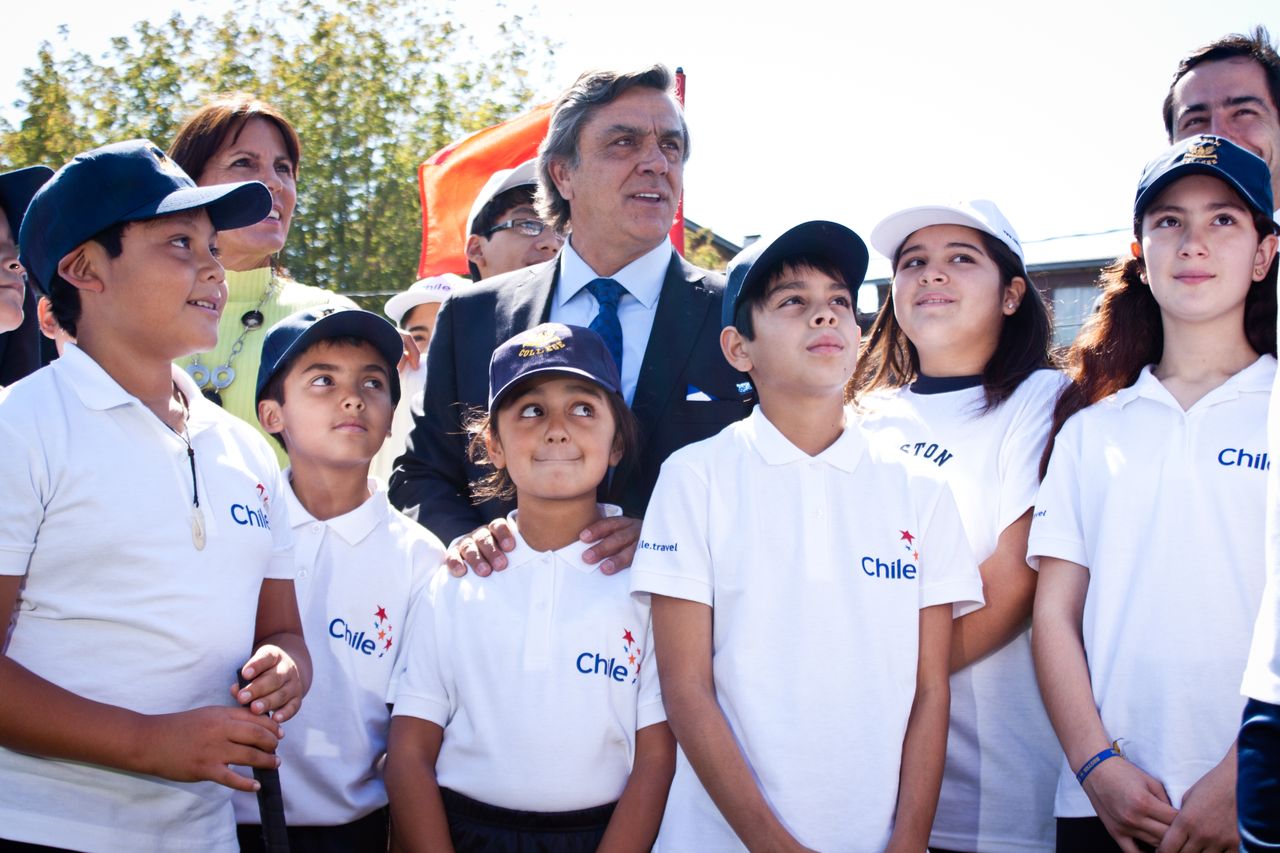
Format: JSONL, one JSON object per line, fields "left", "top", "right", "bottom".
{"left": 0, "top": 166, "right": 53, "bottom": 235}
{"left": 1135, "top": 134, "right": 1277, "bottom": 232}
{"left": 256, "top": 306, "right": 405, "bottom": 405}
{"left": 488, "top": 322, "right": 621, "bottom": 413}
{"left": 19, "top": 139, "right": 272, "bottom": 294}
{"left": 722, "top": 220, "right": 869, "bottom": 329}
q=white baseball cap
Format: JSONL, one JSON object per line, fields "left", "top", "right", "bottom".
{"left": 870, "top": 199, "right": 1024, "bottom": 266}
{"left": 464, "top": 159, "right": 540, "bottom": 240}
{"left": 383, "top": 274, "right": 465, "bottom": 328}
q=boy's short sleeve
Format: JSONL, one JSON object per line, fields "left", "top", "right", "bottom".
{"left": 388, "top": 565, "right": 451, "bottom": 726}
{"left": 629, "top": 455, "right": 714, "bottom": 606}
{"left": 0, "top": 414, "right": 44, "bottom": 577}
{"left": 262, "top": 459, "right": 295, "bottom": 581}
{"left": 916, "top": 476, "right": 984, "bottom": 612}
{"left": 635, "top": 613, "right": 666, "bottom": 730}
{"left": 1026, "top": 416, "right": 1088, "bottom": 571}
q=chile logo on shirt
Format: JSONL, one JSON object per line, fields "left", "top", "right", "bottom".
{"left": 859, "top": 529, "right": 919, "bottom": 580}
{"left": 229, "top": 483, "right": 272, "bottom": 529}
{"left": 575, "top": 628, "right": 643, "bottom": 684}
{"left": 328, "top": 605, "right": 395, "bottom": 659}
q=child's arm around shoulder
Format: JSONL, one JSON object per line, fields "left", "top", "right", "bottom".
{"left": 0, "top": 575, "right": 283, "bottom": 793}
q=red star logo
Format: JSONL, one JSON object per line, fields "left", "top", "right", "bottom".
{"left": 900, "top": 530, "right": 915, "bottom": 545}
{"left": 623, "top": 629, "right": 636, "bottom": 645}
{"left": 375, "top": 606, "right": 388, "bottom": 622}
{"left": 384, "top": 638, "right": 393, "bottom": 650}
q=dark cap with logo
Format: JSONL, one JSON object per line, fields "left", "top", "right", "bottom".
{"left": 0, "top": 166, "right": 53, "bottom": 236}
{"left": 1135, "top": 134, "right": 1277, "bottom": 231}
{"left": 722, "top": 220, "right": 869, "bottom": 329}
{"left": 488, "top": 322, "right": 621, "bottom": 413}
{"left": 19, "top": 139, "right": 272, "bottom": 294}
{"left": 256, "top": 306, "right": 405, "bottom": 405}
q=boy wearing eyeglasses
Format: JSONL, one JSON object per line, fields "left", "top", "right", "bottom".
{"left": 464, "top": 159, "right": 563, "bottom": 281}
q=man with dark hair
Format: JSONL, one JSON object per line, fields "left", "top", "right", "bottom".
{"left": 391, "top": 64, "right": 751, "bottom": 572}
{"left": 464, "top": 160, "right": 563, "bottom": 281}
{"left": 1165, "top": 26, "right": 1280, "bottom": 204}
{"left": 1165, "top": 26, "right": 1280, "bottom": 853}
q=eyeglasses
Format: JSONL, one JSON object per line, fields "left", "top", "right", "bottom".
{"left": 486, "top": 218, "right": 555, "bottom": 238}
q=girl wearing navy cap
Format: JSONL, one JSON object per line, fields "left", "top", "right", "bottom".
{"left": 1031, "top": 134, "right": 1279, "bottom": 852}
{"left": 850, "top": 200, "right": 1062, "bottom": 853}
{"left": 386, "top": 323, "right": 674, "bottom": 851}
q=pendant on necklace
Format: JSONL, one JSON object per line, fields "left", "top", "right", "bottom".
{"left": 186, "top": 363, "right": 211, "bottom": 387}
{"left": 202, "top": 388, "right": 224, "bottom": 406}
{"left": 211, "top": 365, "right": 236, "bottom": 390}
{"left": 241, "top": 309, "right": 265, "bottom": 329}
{"left": 191, "top": 507, "right": 207, "bottom": 551}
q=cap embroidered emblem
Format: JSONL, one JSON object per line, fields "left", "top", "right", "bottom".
{"left": 148, "top": 145, "right": 189, "bottom": 179}
{"left": 1184, "top": 136, "right": 1221, "bottom": 166}
{"left": 517, "top": 327, "right": 566, "bottom": 358}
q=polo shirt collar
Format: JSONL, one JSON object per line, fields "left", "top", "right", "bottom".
{"left": 745, "top": 405, "right": 866, "bottom": 473}
{"left": 503, "top": 504, "right": 624, "bottom": 573}
{"left": 555, "top": 237, "right": 671, "bottom": 310}
{"left": 57, "top": 343, "right": 220, "bottom": 436}
{"left": 1115, "top": 355, "right": 1276, "bottom": 410}
{"left": 283, "top": 471, "right": 388, "bottom": 546}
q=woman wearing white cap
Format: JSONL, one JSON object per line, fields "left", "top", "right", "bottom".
{"left": 850, "top": 200, "right": 1062, "bottom": 853}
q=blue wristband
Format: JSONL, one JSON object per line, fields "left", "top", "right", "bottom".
{"left": 1075, "top": 740, "right": 1125, "bottom": 785}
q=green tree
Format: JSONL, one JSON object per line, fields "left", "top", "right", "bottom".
{"left": 2, "top": 0, "right": 556, "bottom": 298}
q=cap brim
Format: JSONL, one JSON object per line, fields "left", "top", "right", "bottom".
{"left": 489, "top": 365, "right": 619, "bottom": 413}
{"left": 0, "top": 166, "right": 54, "bottom": 234}
{"left": 384, "top": 290, "right": 448, "bottom": 326}
{"left": 1135, "top": 163, "right": 1273, "bottom": 225}
{"left": 259, "top": 310, "right": 406, "bottom": 405}
{"left": 129, "top": 180, "right": 273, "bottom": 232}
{"left": 870, "top": 205, "right": 1004, "bottom": 261}
{"left": 725, "top": 220, "right": 868, "bottom": 328}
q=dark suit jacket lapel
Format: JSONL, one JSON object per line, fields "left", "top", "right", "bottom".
{"left": 630, "top": 254, "right": 712, "bottom": 430}
{"left": 491, "top": 259, "right": 558, "bottom": 344}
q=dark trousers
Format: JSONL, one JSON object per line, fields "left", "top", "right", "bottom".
{"left": 440, "top": 787, "right": 615, "bottom": 853}
{"left": 237, "top": 806, "right": 389, "bottom": 853}
{"left": 1241, "top": 697, "right": 1280, "bottom": 851}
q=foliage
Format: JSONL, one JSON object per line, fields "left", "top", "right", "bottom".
{"left": 1, "top": 0, "right": 556, "bottom": 296}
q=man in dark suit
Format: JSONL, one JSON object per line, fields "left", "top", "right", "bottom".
{"left": 389, "top": 65, "right": 751, "bottom": 570}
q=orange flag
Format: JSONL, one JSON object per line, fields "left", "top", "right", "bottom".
{"left": 417, "top": 103, "right": 553, "bottom": 277}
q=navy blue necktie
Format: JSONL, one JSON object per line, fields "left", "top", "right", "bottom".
{"left": 586, "top": 277, "right": 625, "bottom": 371}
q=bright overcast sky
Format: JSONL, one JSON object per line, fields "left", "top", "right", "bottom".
{"left": 5, "top": 0, "right": 1278, "bottom": 263}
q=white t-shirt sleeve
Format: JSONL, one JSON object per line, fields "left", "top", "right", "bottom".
{"left": 262, "top": 461, "right": 295, "bottom": 581}
{"left": 389, "top": 566, "right": 452, "bottom": 726}
{"left": 0, "top": 414, "right": 44, "bottom": 576}
{"left": 1027, "top": 416, "right": 1088, "bottom": 571}
{"left": 636, "top": 613, "right": 666, "bottom": 730}
{"left": 630, "top": 455, "right": 714, "bottom": 606}
{"left": 997, "top": 372, "right": 1063, "bottom": 536}
{"left": 917, "top": 476, "right": 984, "bottom": 612}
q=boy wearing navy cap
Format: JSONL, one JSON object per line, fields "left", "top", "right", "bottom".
{"left": 630, "top": 222, "right": 983, "bottom": 851}
{"left": 0, "top": 139, "right": 311, "bottom": 852}
{"left": 241, "top": 306, "right": 446, "bottom": 851}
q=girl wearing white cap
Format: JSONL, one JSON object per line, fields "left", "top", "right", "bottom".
{"left": 850, "top": 200, "right": 1062, "bottom": 853}
{"left": 1031, "top": 134, "right": 1278, "bottom": 851}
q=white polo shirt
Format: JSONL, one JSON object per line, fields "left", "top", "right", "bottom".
{"left": 1029, "top": 357, "right": 1273, "bottom": 815}
{"left": 1244, "top": 302, "right": 1280, "bottom": 702}
{"left": 858, "top": 369, "right": 1064, "bottom": 853}
{"left": 0, "top": 343, "right": 294, "bottom": 853}
{"left": 629, "top": 407, "right": 983, "bottom": 852}
{"left": 390, "top": 506, "right": 665, "bottom": 812}
{"left": 233, "top": 477, "right": 443, "bottom": 827}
